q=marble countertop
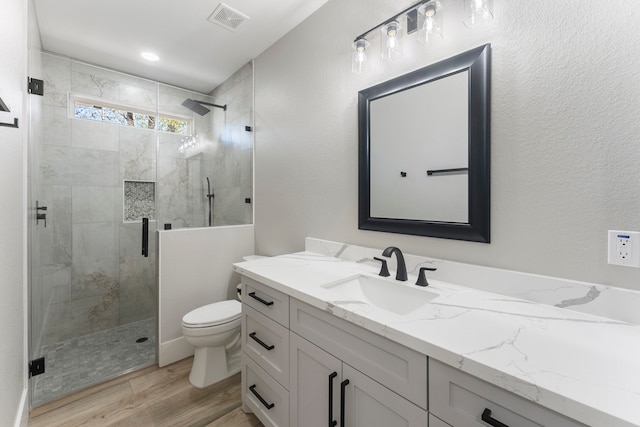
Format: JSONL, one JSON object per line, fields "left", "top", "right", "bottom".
{"left": 234, "top": 251, "right": 640, "bottom": 427}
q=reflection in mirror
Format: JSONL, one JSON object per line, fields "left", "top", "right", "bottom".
{"left": 358, "top": 44, "right": 490, "bottom": 242}
{"left": 370, "top": 70, "right": 469, "bottom": 223}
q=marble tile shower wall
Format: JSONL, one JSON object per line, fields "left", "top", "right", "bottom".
{"left": 36, "top": 53, "right": 157, "bottom": 346}
{"left": 157, "top": 83, "right": 211, "bottom": 228}
{"left": 156, "top": 64, "right": 253, "bottom": 228}
{"left": 210, "top": 61, "right": 253, "bottom": 226}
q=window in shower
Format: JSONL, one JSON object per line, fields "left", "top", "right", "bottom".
{"left": 71, "top": 94, "right": 191, "bottom": 134}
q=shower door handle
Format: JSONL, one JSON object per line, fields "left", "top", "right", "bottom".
{"left": 142, "top": 218, "right": 149, "bottom": 258}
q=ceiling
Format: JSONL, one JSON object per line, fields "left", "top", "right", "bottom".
{"left": 34, "top": 0, "right": 329, "bottom": 94}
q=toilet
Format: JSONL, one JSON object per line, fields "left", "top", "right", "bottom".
{"left": 182, "top": 255, "right": 265, "bottom": 388}
{"left": 182, "top": 299, "right": 242, "bottom": 388}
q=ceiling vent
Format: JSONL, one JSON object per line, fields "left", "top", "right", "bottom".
{"left": 208, "top": 3, "right": 249, "bottom": 32}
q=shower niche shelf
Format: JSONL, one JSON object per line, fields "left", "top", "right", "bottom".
{"left": 124, "top": 180, "right": 155, "bottom": 222}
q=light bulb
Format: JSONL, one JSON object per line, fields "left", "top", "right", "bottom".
{"left": 464, "top": 0, "right": 493, "bottom": 28}
{"left": 381, "top": 21, "right": 402, "bottom": 60}
{"left": 351, "top": 38, "right": 369, "bottom": 74}
{"left": 418, "top": 1, "right": 443, "bottom": 45}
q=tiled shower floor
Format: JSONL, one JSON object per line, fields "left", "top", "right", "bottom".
{"left": 32, "top": 318, "right": 156, "bottom": 407}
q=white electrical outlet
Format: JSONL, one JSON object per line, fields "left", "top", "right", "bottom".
{"left": 608, "top": 230, "right": 640, "bottom": 267}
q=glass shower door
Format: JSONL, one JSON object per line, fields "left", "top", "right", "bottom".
{"left": 29, "top": 52, "right": 158, "bottom": 407}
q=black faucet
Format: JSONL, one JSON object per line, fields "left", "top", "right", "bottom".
{"left": 416, "top": 267, "right": 437, "bottom": 287}
{"left": 381, "top": 246, "right": 407, "bottom": 281}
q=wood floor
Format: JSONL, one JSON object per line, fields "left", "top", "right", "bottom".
{"left": 28, "top": 357, "right": 263, "bottom": 427}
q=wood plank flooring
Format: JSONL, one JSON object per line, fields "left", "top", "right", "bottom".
{"left": 29, "top": 357, "right": 263, "bottom": 427}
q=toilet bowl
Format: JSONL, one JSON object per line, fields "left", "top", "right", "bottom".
{"left": 182, "top": 299, "right": 242, "bottom": 388}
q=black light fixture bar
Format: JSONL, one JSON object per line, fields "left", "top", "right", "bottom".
{"left": 353, "top": 0, "right": 429, "bottom": 42}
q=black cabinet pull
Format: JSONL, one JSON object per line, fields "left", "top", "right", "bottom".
{"left": 249, "top": 332, "right": 274, "bottom": 351}
{"left": 340, "top": 379, "right": 350, "bottom": 427}
{"left": 141, "top": 218, "right": 149, "bottom": 258}
{"left": 249, "top": 384, "right": 274, "bottom": 410}
{"left": 249, "top": 291, "right": 274, "bottom": 306}
{"left": 328, "top": 372, "right": 338, "bottom": 427}
{"left": 482, "top": 408, "right": 509, "bottom": 427}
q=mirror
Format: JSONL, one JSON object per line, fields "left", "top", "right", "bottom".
{"left": 358, "top": 44, "right": 490, "bottom": 243}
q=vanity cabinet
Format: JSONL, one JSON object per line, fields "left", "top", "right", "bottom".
{"left": 240, "top": 275, "right": 587, "bottom": 427}
{"left": 290, "top": 299, "right": 428, "bottom": 408}
{"left": 290, "top": 332, "right": 428, "bottom": 427}
{"left": 241, "top": 277, "right": 291, "bottom": 427}
{"left": 429, "top": 359, "right": 587, "bottom": 427}
{"left": 289, "top": 299, "right": 428, "bottom": 427}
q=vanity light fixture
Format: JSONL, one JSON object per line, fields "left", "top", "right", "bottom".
{"left": 381, "top": 20, "right": 402, "bottom": 60}
{"left": 351, "top": 38, "right": 369, "bottom": 74}
{"left": 463, "top": 0, "right": 493, "bottom": 28}
{"left": 178, "top": 134, "right": 198, "bottom": 153}
{"left": 350, "top": 0, "right": 442, "bottom": 73}
{"left": 351, "top": 0, "right": 493, "bottom": 74}
{"left": 417, "top": 1, "right": 443, "bottom": 45}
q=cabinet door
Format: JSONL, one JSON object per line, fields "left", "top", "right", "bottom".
{"left": 290, "top": 332, "right": 342, "bottom": 427}
{"left": 342, "top": 364, "right": 428, "bottom": 427}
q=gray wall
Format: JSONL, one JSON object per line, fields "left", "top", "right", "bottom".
{"left": 254, "top": 0, "right": 640, "bottom": 291}
{"left": 0, "top": 0, "right": 28, "bottom": 424}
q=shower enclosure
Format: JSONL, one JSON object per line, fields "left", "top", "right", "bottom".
{"left": 28, "top": 52, "right": 253, "bottom": 406}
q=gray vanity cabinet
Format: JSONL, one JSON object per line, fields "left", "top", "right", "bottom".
{"left": 290, "top": 332, "right": 428, "bottom": 427}
{"left": 429, "top": 359, "right": 588, "bottom": 427}
{"left": 241, "top": 275, "right": 595, "bottom": 427}
{"left": 241, "top": 278, "right": 291, "bottom": 427}
{"left": 289, "top": 299, "right": 429, "bottom": 427}
{"left": 289, "top": 332, "right": 342, "bottom": 427}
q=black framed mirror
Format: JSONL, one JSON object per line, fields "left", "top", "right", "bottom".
{"left": 358, "top": 44, "right": 490, "bottom": 243}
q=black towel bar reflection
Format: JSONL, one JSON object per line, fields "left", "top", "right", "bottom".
{"left": 426, "top": 167, "right": 468, "bottom": 176}
{"left": 141, "top": 218, "right": 149, "bottom": 258}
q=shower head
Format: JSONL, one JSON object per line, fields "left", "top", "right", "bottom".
{"left": 181, "top": 99, "right": 228, "bottom": 116}
{"left": 182, "top": 99, "right": 210, "bottom": 116}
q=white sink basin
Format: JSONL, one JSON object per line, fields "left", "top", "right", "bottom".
{"left": 322, "top": 275, "right": 438, "bottom": 315}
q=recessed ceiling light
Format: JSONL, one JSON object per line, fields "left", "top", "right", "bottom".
{"left": 141, "top": 52, "right": 159, "bottom": 62}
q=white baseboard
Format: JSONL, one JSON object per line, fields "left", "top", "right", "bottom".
{"left": 14, "top": 386, "right": 28, "bottom": 427}
{"left": 159, "top": 336, "right": 194, "bottom": 367}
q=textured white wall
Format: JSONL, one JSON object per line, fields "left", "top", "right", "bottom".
{"left": 254, "top": 0, "right": 640, "bottom": 291}
{"left": 0, "top": 0, "right": 28, "bottom": 424}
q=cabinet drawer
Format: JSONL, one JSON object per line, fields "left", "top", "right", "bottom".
{"left": 242, "top": 353, "right": 290, "bottom": 427}
{"left": 290, "top": 299, "right": 427, "bottom": 409}
{"left": 429, "top": 359, "right": 587, "bottom": 427}
{"left": 243, "top": 304, "right": 290, "bottom": 388}
{"left": 429, "top": 414, "right": 452, "bottom": 427}
{"left": 243, "top": 277, "right": 289, "bottom": 327}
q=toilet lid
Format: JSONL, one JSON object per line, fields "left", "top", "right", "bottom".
{"left": 183, "top": 300, "right": 241, "bottom": 327}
